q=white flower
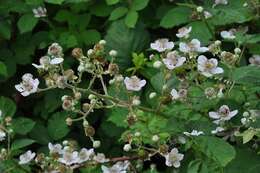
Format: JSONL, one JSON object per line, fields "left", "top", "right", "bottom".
{"left": 209, "top": 105, "right": 238, "bottom": 124}
{"left": 78, "top": 148, "right": 94, "bottom": 163}
{"left": 32, "top": 6, "right": 47, "bottom": 18}
{"left": 93, "top": 153, "right": 109, "bottom": 163}
{"left": 214, "top": 0, "right": 228, "bottom": 6}
{"left": 249, "top": 55, "right": 260, "bottom": 66}
{"left": 211, "top": 126, "right": 225, "bottom": 134}
{"left": 163, "top": 51, "right": 186, "bottom": 70}
{"left": 183, "top": 130, "right": 204, "bottom": 136}
{"left": 204, "top": 11, "right": 212, "bottom": 19}
{"left": 176, "top": 27, "right": 192, "bottom": 38}
{"left": 150, "top": 39, "right": 174, "bottom": 52}
{"left": 197, "top": 55, "right": 224, "bottom": 77}
{"left": 32, "top": 56, "right": 64, "bottom": 69}
{"left": 48, "top": 43, "right": 63, "bottom": 57}
{"left": 58, "top": 151, "right": 79, "bottom": 165}
{"left": 0, "top": 130, "right": 6, "bottom": 141}
{"left": 101, "top": 161, "right": 130, "bottom": 173}
{"left": 124, "top": 76, "right": 146, "bottom": 91}
{"left": 170, "top": 89, "right": 180, "bottom": 100}
{"left": 48, "top": 143, "right": 63, "bottom": 154}
{"left": 220, "top": 30, "right": 236, "bottom": 39}
{"left": 123, "top": 144, "right": 132, "bottom": 152}
{"left": 179, "top": 39, "right": 208, "bottom": 54}
{"left": 164, "top": 148, "right": 184, "bottom": 168}
{"left": 19, "top": 150, "right": 36, "bottom": 165}
{"left": 15, "top": 73, "right": 39, "bottom": 96}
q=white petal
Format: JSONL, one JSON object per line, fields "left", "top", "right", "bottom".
{"left": 173, "top": 161, "right": 181, "bottom": 168}
{"left": 229, "top": 110, "right": 238, "bottom": 118}
{"left": 179, "top": 42, "right": 189, "bottom": 53}
{"left": 197, "top": 55, "right": 208, "bottom": 65}
{"left": 50, "top": 58, "right": 64, "bottom": 65}
{"left": 212, "top": 67, "right": 224, "bottom": 74}
{"left": 209, "top": 112, "right": 220, "bottom": 119}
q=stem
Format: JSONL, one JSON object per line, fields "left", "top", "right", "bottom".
{"left": 99, "top": 75, "right": 108, "bottom": 95}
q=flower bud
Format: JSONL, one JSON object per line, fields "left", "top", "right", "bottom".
{"left": 196, "top": 6, "right": 204, "bottom": 13}
{"left": 152, "top": 135, "right": 159, "bottom": 142}
{"left": 123, "top": 144, "right": 132, "bottom": 152}
{"left": 85, "top": 126, "right": 95, "bottom": 137}
{"left": 88, "top": 94, "right": 96, "bottom": 100}
{"left": 99, "top": 40, "right": 106, "bottom": 45}
{"left": 62, "top": 140, "right": 69, "bottom": 146}
{"left": 132, "top": 98, "right": 141, "bottom": 106}
{"left": 115, "top": 75, "right": 124, "bottom": 82}
{"left": 66, "top": 117, "right": 73, "bottom": 126}
{"left": 72, "top": 48, "right": 83, "bottom": 59}
{"left": 234, "top": 48, "right": 241, "bottom": 54}
{"left": 87, "top": 49, "right": 94, "bottom": 56}
{"left": 149, "top": 92, "right": 157, "bottom": 99}
{"left": 243, "top": 111, "right": 249, "bottom": 117}
{"left": 153, "top": 61, "right": 162, "bottom": 68}
{"left": 109, "top": 79, "right": 115, "bottom": 84}
{"left": 93, "top": 140, "right": 101, "bottom": 148}
{"left": 64, "top": 69, "right": 75, "bottom": 81}
{"left": 109, "top": 50, "right": 118, "bottom": 57}
{"left": 83, "top": 120, "right": 89, "bottom": 127}
{"left": 108, "top": 63, "right": 119, "bottom": 75}
{"left": 134, "top": 132, "right": 141, "bottom": 137}
{"left": 82, "top": 103, "right": 90, "bottom": 112}
{"left": 74, "top": 92, "right": 81, "bottom": 100}
{"left": 215, "top": 40, "right": 221, "bottom": 45}
{"left": 162, "top": 84, "right": 167, "bottom": 91}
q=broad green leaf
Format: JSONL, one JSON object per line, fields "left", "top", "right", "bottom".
{"left": 132, "top": 0, "right": 149, "bottom": 11}
{"left": 105, "top": 0, "right": 119, "bottom": 5}
{"left": 105, "top": 19, "right": 150, "bottom": 69}
{"left": 0, "top": 20, "right": 11, "bottom": 39}
{"left": 0, "top": 96, "right": 16, "bottom": 117}
{"left": 160, "top": 7, "right": 192, "bottom": 28}
{"left": 125, "top": 10, "right": 138, "bottom": 28}
{"left": 59, "top": 32, "right": 78, "bottom": 48}
{"left": 109, "top": 7, "right": 128, "bottom": 21}
{"left": 17, "top": 14, "right": 38, "bottom": 33}
{"left": 240, "top": 129, "right": 256, "bottom": 144}
{"left": 0, "top": 160, "right": 28, "bottom": 173}
{"left": 187, "top": 160, "right": 201, "bottom": 173}
{"left": 29, "top": 124, "right": 52, "bottom": 144}
{"left": 0, "top": 61, "right": 7, "bottom": 77}
{"left": 12, "top": 118, "right": 36, "bottom": 135}
{"left": 187, "top": 21, "right": 214, "bottom": 44}
{"left": 80, "top": 29, "right": 101, "bottom": 45}
{"left": 47, "top": 112, "right": 70, "bottom": 140}
{"left": 45, "top": 0, "right": 64, "bottom": 4}
{"left": 232, "top": 66, "right": 260, "bottom": 85}
{"left": 11, "top": 139, "right": 35, "bottom": 150}
{"left": 25, "top": 0, "right": 43, "bottom": 5}
{"left": 90, "top": 1, "right": 113, "bottom": 17}
{"left": 194, "top": 136, "right": 236, "bottom": 167}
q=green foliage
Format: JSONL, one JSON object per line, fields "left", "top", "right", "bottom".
{"left": 12, "top": 118, "right": 36, "bottom": 135}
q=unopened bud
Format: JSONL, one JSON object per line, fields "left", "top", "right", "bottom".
{"left": 72, "top": 48, "right": 83, "bottom": 59}
{"left": 196, "top": 6, "right": 204, "bottom": 13}
{"left": 66, "top": 117, "right": 73, "bottom": 126}
{"left": 149, "top": 92, "right": 157, "bottom": 99}
{"left": 93, "top": 140, "right": 101, "bottom": 148}
{"left": 123, "top": 144, "right": 132, "bottom": 152}
{"left": 153, "top": 61, "right": 162, "bottom": 68}
{"left": 99, "top": 40, "right": 106, "bottom": 45}
{"left": 109, "top": 50, "right": 117, "bottom": 57}
{"left": 152, "top": 135, "right": 159, "bottom": 142}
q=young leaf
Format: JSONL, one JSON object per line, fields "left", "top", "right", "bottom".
{"left": 131, "top": 0, "right": 149, "bottom": 11}
{"left": 0, "top": 96, "right": 16, "bottom": 117}
{"left": 105, "top": 0, "right": 119, "bottom": 5}
{"left": 125, "top": 10, "right": 139, "bottom": 28}
{"left": 17, "top": 14, "right": 38, "bottom": 33}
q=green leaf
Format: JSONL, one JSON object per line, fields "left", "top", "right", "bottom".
{"left": 80, "top": 29, "right": 101, "bottom": 45}
{"left": 0, "top": 96, "right": 16, "bottom": 117}
{"left": 232, "top": 66, "right": 260, "bottom": 85}
{"left": 105, "top": 0, "right": 119, "bottom": 5}
{"left": 11, "top": 139, "right": 35, "bottom": 150}
{"left": 90, "top": 1, "right": 113, "bottom": 17}
{"left": 109, "top": 7, "right": 128, "bottom": 21}
{"left": 160, "top": 7, "right": 192, "bottom": 28}
{"left": 17, "top": 14, "right": 38, "bottom": 33}
{"left": 59, "top": 32, "right": 78, "bottom": 48}
{"left": 0, "top": 20, "right": 11, "bottom": 39}
{"left": 187, "top": 160, "right": 202, "bottom": 173}
{"left": 47, "top": 112, "right": 70, "bottom": 140}
{"left": 194, "top": 136, "right": 236, "bottom": 167}
{"left": 0, "top": 61, "right": 7, "bottom": 77}
{"left": 187, "top": 21, "right": 214, "bottom": 45}
{"left": 125, "top": 10, "right": 138, "bottom": 28}
{"left": 45, "top": 0, "right": 64, "bottom": 4}
{"left": 105, "top": 19, "right": 150, "bottom": 69}
{"left": 12, "top": 118, "right": 36, "bottom": 135}
{"left": 240, "top": 129, "right": 256, "bottom": 144}
{"left": 29, "top": 124, "right": 52, "bottom": 144}
{"left": 132, "top": 0, "right": 149, "bottom": 11}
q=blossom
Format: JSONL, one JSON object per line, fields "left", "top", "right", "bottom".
{"left": 32, "top": 56, "right": 64, "bottom": 69}
{"left": 179, "top": 39, "right": 208, "bottom": 54}
{"left": 19, "top": 150, "right": 36, "bottom": 165}
{"left": 58, "top": 151, "right": 79, "bottom": 165}
{"left": 93, "top": 153, "right": 109, "bottom": 163}
{"left": 77, "top": 148, "right": 94, "bottom": 163}
{"left": 204, "top": 11, "right": 212, "bottom": 19}
{"left": 48, "top": 43, "right": 63, "bottom": 58}
{"left": 197, "top": 55, "right": 224, "bottom": 77}
{"left": 249, "top": 55, "right": 260, "bottom": 66}
{"left": 209, "top": 105, "right": 238, "bottom": 124}
{"left": 220, "top": 30, "right": 236, "bottom": 39}
{"left": 101, "top": 161, "right": 129, "bottom": 173}
{"left": 211, "top": 126, "right": 225, "bottom": 134}
{"left": 163, "top": 51, "right": 186, "bottom": 70}
{"left": 164, "top": 148, "right": 184, "bottom": 168}
{"left": 124, "top": 76, "right": 146, "bottom": 91}
{"left": 150, "top": 39, "right": 174, "bottom": 52}
{"left": 183, "top": 130, "right": 204, "bottom": 136}
{"left": 170, "top": 88, "right": 187, "bottom": 100}
{"left": 176, "top": 26, "right": 192, "bottom": 38}
{"left": 48, "top": 143, "right": 63, "bottom": 154}
{"left": 0, "top": 129, "right": 6, "bottom": 141}
{"left": 32, "top": 6, "right": 47, "bottom": 18}
{"left": 15, "top": 73, "right": 39, "bottom": 96}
